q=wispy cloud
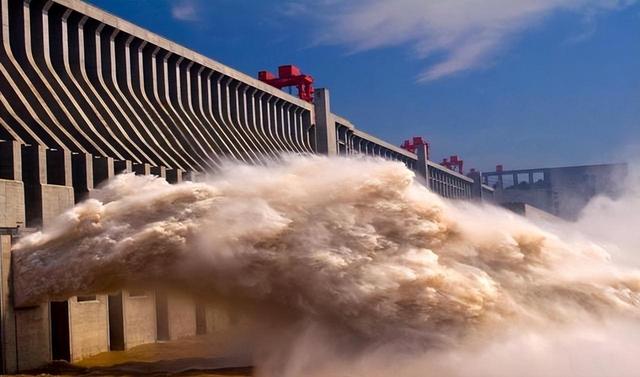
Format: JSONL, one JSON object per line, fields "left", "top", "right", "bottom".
{"left": 171, "top": 0, "right": 200, "bottom": 22}
{"left": 281, "top": 2, "right": 310, "bottom": 17}
{"left": 301, "top": 0, "right": 636, "bottom": 82}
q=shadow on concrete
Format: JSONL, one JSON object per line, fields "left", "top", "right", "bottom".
{"left": 25, "top": 357, "right": 253, "bottom": 376}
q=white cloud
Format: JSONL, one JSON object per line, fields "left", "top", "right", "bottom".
{"left": 171, "top": 0, "right": 199, "bottom": 22}
{"left": 304, "top": 0, "right": 636, "bottom": 81}
{"left": 281, "top": 2, "right": 310, "bottom": 17}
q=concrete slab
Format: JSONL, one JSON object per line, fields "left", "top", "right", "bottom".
{"left": 1, "top": 234, "right": 17, "bottom": 373}
{"left": 204, "top": 304, "right": 231, "bottom": 335}
{"left": 167, "top": 295, "right": 196, "bottom": 340}
{"left": 0, "top": 179, "right": 25, "bottom": 228}
{"left": 69, "top": 295, "right": 109, "bottom": 362}
{"left": 14, "top": 304, "right": 50, "bottom": 371}
{"left": 40, "top": 184, "right": 75, "bottom": 229}
{"left": 123, "top": 290, "right": 157, "bottom": 349}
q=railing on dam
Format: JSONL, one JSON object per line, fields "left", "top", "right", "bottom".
{"left": 334, "top": 115, "right": 418, "bottom": 170}
{"left": 426, "top": 161, "right": 473, "bottom": 199}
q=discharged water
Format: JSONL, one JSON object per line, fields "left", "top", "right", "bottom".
{"left": 12, "top": 156, "right": 640, "bottom": 377}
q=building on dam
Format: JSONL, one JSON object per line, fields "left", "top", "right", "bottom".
{"left": 482, "top": 163, "right": 628, "bottom": 221}
{"left": 0, "top": 0, "right": 494, "bottom": 372}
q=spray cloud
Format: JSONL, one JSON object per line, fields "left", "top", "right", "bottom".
{"left": 11, "top": 156, "right": 640, "bottom": 376}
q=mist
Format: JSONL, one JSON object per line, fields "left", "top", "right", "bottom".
{"left": 11, "top": 156, "right": 640, "bottom": 376}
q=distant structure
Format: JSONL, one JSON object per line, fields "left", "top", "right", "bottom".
{"left": 482, "top": 163, "right": 628, "bottom": 220}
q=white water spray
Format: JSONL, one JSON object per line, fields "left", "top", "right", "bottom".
{"left": 12, "top": 156, "right": 640, "bottom": 376}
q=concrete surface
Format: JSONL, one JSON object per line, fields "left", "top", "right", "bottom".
{"left": 123, "top": 290, "right": 157, "bottom": 349}
{"left": 14, "top": 304, "right": 51, "bottom": 371}
{"left": 69, "top": 295, "right": 109, "bottom": 362}
{"left": 204, "top": 304, "right": 232, "bottom": 335}
{"left": 0, "top": 179, "right": 25, "bottom": 227}
{"left": 1, "top": 234, "right": 17, "bottom": 373}
{"left": 167, "top": 294, "right": 197, "bottom": 340}
{"left": 40, "top": 184, "right": 75, "bottom": 228}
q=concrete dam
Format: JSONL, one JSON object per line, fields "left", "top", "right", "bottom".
{"left": 0, "top": 0, "right": 494, "bottom": 373}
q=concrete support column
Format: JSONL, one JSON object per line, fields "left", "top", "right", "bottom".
{"left": 14, "top": 304, "right": 50, "bottom": 371}
{"left": 415, "top": 144, "right": 430, "bottom": 189}
{"left": 93, "top": 156, "right": 114, "bottom": 187}
{"left": 8, "top": 233, "right": 50, "bottom": 372}
{"left": 468, "top": 171, "right": 483, "bottom": 200}
{"left": 204, "top": 301, "right": 231, "bottom": 336}
{"left": 120, "top": 291, "right": 157, "bottom": 349}
{"left": 1, "top": 232, "right": 17, "bottom": 374}
{"left": 165, "top": 293, "right": 196, "bottom": 340}
{"left": 313, "top": 88, "right": 337, "bottom": 156}
{"left": 71, "top": 153, "right": 94, "bottom": 203}
{"left": 68, "top": 296, "right": 109, "bottom": 362}
{"left": 166, "top": 169, "right": 183, "bottom": 184}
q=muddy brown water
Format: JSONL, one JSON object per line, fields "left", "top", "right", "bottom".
{"left": 17, "top": 336, "right": 253, "bottom": 376}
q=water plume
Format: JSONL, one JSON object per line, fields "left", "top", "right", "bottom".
{"left": 11, "top": 156, "right": 640, "bottom": 376}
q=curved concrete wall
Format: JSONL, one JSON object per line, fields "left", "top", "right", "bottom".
{"left": 0, "top": 0, "right": 315, "bottom": 172}
{"left": 0, "top": 0, "right": 479, "bottom": 199}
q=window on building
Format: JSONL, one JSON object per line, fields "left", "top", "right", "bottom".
{"left": 77, "top": 295, "right": 97, "bottom": 302}
{"left": 128, "top": 290, "right": 148, "bottom": 298}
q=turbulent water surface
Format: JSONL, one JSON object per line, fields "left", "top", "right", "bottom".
{"left": 12, "top": 156, "right": 640, "bottom": 377}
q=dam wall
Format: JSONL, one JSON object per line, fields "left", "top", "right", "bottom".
{"left": 0, "top": 0, "right": 492, "bottom": 372}
{"left": 0, "top": 0, "right": 486, "bottom": 199}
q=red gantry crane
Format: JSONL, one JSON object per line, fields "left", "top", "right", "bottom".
{"left": 400, "top": 136, "right": 430, "bottom": 160}
{"left": 441, "top": 155, "right": 464, "bottom": 174}
{"left": 258, "top": 65, "right": 315, "bottom": 103}
{"left": 400, "top": 137, "right": 465, "bottom": 174}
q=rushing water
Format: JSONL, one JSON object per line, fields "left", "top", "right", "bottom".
{"left": 12, "top": 156, "right": 640, "bottom": 377}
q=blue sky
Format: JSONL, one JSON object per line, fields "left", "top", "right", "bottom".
{"left": 87, "top": 0, "right": 640, "bottom": 171}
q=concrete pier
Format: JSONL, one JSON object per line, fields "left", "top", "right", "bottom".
{"left": 1, "top": 232, "right": 17, "bottom": 373}
{"left": 68, "top": 296, "right": 109, "bottom": 362}
{"left": 121, "top": 291, "right": 157, "bottom": 349}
